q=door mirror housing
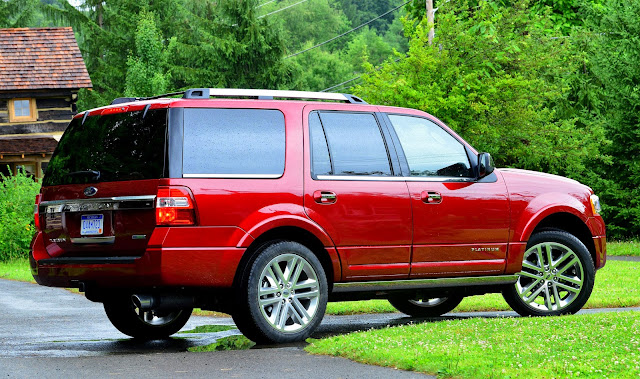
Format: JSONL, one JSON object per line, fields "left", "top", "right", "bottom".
{"left": 477, "top": 152, "right": 495, "bottom": 179}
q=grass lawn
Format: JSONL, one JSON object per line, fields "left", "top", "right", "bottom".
{"left": 609, "top": 241, "right": 640, "bottom": 256}
{"left": 0, "top": 259, "right": 34, "bottom": 282}
{"left": 306, "top": 311, "right": 640, "bottom": 378}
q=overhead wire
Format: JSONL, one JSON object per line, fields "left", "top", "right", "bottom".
{"left": 285, "top": 0, "right": 412, "bottom": 59}
{"left": 257, "top": 0, "right": 311, "bottom": 19}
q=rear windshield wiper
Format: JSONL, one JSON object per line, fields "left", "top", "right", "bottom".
{"left": 68, "top": 170, "right": 101, "bottom": 180}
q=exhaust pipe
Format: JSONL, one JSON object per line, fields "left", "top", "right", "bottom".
{"left": 131, "top": 294, "right": 195, "bottom": 311}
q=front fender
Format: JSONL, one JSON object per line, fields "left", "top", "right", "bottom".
{"left": 515, "top": 193, "right": 589, "bottom": 242}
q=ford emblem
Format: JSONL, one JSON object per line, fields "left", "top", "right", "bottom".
{"left": 84, "top": 187, "right": 98, "bottom": 197}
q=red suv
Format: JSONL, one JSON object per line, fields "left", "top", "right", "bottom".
{"left": 31, "top": 88, "right": 606, "bottom": 343}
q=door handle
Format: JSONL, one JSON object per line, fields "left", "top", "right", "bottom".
{"left": 421, "top": 191, "right": 442, "bottom": 204}
{"left": 313, "top": 191, "right": 337, "bottom": 204}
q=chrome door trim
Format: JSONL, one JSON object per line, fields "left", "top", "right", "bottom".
{"left": 70, "top": 236, "right": 116, "bottom": 244}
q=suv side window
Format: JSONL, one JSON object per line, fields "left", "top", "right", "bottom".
{"left": 183, "top": 108, "right": 285, "bottom": 177}
{"left": 311, "top": 111, "right": 392, "bottom": 177}
{"left": 387, "top": 114, "right": 472, "bottom": 178}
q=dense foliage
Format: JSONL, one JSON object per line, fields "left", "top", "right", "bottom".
{"left": 0, "top": 170, "right": 41, "bottom": 261}
{"left": 7, "top": 0, "right": 640, "bottom": 237}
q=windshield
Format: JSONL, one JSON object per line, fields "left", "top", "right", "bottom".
{"left": 43, "top": 108, "right": 168, "bottom": 186}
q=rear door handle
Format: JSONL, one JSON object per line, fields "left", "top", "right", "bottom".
{"left": 421, "top": 191, "right": 442, "bottom": 204}
{"left": 313, "top": 191, "right": 337, "bottom": 204}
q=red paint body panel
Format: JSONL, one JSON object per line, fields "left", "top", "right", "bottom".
{"left": 32, "top": 98, "right": 606, "bottom": 293}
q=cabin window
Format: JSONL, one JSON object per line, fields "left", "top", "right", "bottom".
{"left": 8, "top": 98, "right": 37, "bottom": 122}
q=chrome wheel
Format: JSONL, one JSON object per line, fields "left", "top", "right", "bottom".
{"left": 408, "top": 298, "right": 449, "bottom": 307}
{"left": 136, "top": 308, "right": 184, "bottom": 326}
{"left": 516, "top": 241, "right": 584, "bottom": 312}
{"left": 257, "top": 253, "right": 320, "bottom": 333}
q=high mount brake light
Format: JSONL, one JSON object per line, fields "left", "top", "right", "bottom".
{"left": 156, "top": 187, "right": 196, "bottom": 226}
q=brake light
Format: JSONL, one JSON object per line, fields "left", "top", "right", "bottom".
{"left": 156, "top": 186, "right": 196, "bottom": 225}
{"left": 34, "top": 194, "right": 41, "bottom": 231}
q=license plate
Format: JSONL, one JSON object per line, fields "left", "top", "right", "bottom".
{"left": 81, "top": 214, "right": 104, "bottom": 235}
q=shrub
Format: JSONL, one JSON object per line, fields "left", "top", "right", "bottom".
{"left": 0, "top": 168, "right": 41, "bottom": 261}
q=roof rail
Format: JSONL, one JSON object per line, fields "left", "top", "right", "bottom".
{"left": 183, "top": 88, "right": 367, "bottom": 104}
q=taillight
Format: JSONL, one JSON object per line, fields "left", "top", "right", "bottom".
{"left": 156, "top": 186, "right": 196, "bottom": 226}
{"left": 34, "top": 194, "right": 41, "bottom": 231}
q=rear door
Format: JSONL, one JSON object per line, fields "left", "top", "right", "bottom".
{"left": 39, "top": 107, "right": 168, "bottom": 258}
{"left": 303, "top": 105, "right": 412, "bottom": 281}
{"left": 382, "top": 113, "right": 510, "bottom": 277}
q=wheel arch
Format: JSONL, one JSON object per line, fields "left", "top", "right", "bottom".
{"left": 233, "top": 225, "right": 341, "bottom": 294}
{"left": 527, "top": 212, "right": 597, "bottom": 265}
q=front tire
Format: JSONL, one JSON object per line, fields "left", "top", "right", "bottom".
{"left": 388, "top": 295, "right": 463, "bottom": 317}
{"left": 502, "top": 230, "right": 595, "bottom": 316}
{"left": 232, "top": 241, "right": 328, "bottom": 344}
{"left": 103, "top": 296, "right": 192, "bottom": 339}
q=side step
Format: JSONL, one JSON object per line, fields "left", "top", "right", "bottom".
{"left": 332, "top": 274, "right": 518, "bottom": 293}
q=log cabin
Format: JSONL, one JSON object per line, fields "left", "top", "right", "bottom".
{"left": 0, "top": 27, "right": 92, "bottom": 179}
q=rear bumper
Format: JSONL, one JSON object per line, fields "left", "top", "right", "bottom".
{"left": 30, "top": 232, "right": 245, "bottom": 289}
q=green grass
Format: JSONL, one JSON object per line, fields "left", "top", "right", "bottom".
{"left": 306, "top": 311, "right": 640, "bottom": 378}
{"left": 608, "top": 241, "right": 640, "bottom": 256}
{"left": 187, "top": 335, "right": 254, "bottom": 352}
{"left": 327, "top": 260, "right": 640, "bottom": 315}
{"left": 0, "top": 259, "right": 34, "bottom": 282}
{"left": 180, "top": 324, "right": 235, "bottom": 333}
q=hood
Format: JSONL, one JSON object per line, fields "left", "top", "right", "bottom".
{"left": 497, "top": 168, "right": 592, "bottom": 196}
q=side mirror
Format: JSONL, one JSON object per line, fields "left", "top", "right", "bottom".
{"left": 477, "top": 152, "right": 495, "bottom": 179}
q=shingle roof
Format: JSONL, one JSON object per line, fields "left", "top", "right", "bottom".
{"left": 0, "top": 136, "right": 58, "bottom": 155}
{"left": 0, "top": 27, "right": 92, "bottom": 91}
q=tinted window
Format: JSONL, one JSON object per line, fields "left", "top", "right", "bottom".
{"left": 183, "top": 109, "right": 285, "bottom": 176}
{"left": 43, "top": 109, "right": 167, "bottom": 186}
{"left": 318, "top": 112, "right": 391, "bottom": 176}
{"left": 388, "top": 115, "right": 472, "bottom": 177}
{"left": 309, "top": 112, "right": 332, "bottom": 176}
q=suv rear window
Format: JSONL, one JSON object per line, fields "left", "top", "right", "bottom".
{"left": 43, "top": 109, "right": 168, "bottom": 186}
{"left": 182, "top": 108, "right": 285, "bottom": 177}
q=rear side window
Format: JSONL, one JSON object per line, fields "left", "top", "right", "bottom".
{"left": 183, "top": 109, "right": 285, "bottom": 177}
{"left": 387, "top": 114, "right": 472, "bottom": 177}
{"left": 311, "top": 112, "right": 392, "bottom": 177}
{"left": 43, "top": 109, "right": 168, "bottom": 186}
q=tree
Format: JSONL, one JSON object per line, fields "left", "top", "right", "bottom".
{"left": 0, "top": 0, "right": 40, "bottom": 28}
{"left": 125, "top": 11, "right": 169, "bottom": 97}
{"left": 355, "top": 0, "right": 607, "bottom": 179}
{"left": 566, "top": 0, "right": 640, "bottom": 238}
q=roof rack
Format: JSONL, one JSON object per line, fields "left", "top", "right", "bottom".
{"left": 184, "top": 88, "right": 367, "bottom": 104}
{"left": 111, "top": 88, "right": 367, "bottom": 105}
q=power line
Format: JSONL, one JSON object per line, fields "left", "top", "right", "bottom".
{"left": 257, "top": 0, "right": 311, "bottom": 19}
{"left": 285, "top": 0, "right": 411, "bottom": 59}
{"left": 256, "top": 0, "right": 276, "bottom": 9}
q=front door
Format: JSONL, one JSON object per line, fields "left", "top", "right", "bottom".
{"left": 303, "top": 106, "right": 412, "bottom": 281}
{"left": 383, "top": 113, "right": 510, "bottom": 277}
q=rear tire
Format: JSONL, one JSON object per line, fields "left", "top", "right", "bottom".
{"left": 502, "top": 230, "right": 595, "bottom": 316}
{"left": 232, "top": 241, "right": 328, "bottom": 344}
{"left": 388, "top": 295, "right": 463, "bottom": 317}
{"left": 103, "top": 295, "right": 192, "bottom": 339}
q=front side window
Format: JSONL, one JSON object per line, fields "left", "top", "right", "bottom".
{"left": 183, "top": 108, "right": 285, "bottom": 177}
{"left": 388, "top": 114, "right": 472, "bottom": 178}
{"left": 311, "top": 111, "right": 392, "bottom": 177}
{"left": 9, "top": 98, "right": 37, "bottom": 122}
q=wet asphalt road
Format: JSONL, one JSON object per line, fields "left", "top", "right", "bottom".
{"left": 1, "top": 277, "right": 639, "bottom": 378}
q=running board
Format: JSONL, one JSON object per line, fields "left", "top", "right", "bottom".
{"left": 332, "top": 274, "right": 518, "bottom": 293}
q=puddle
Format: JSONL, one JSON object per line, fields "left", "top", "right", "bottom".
{"left": 180, "top": 324, "right": 235, "bottom": 334}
